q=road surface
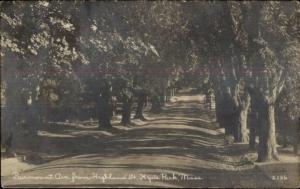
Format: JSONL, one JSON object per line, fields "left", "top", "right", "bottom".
{"left": 1, "top": 94, "right": 299, "bottom": 188}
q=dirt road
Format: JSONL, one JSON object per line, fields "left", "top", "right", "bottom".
{"left": 1, "top": 94, "right": 299, "bottom": 188}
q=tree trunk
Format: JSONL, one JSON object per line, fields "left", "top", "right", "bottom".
{"left": 121, "top": 96, "right": 132, "bottom": 125}
{"left": 214, "top": 91, "right": 222, "bottom": 124}
{"left": 2, "top": 77, "right": 22, "bottom": 153}
{"left": 134, "top": 92, "right": 146, "bottom": 120}
{"left": 218, "top": 91, "right": 237, "bottom": 137}
{"left": 282, "top": 124, "right": 288, "bottom": 148}
{"left": 293, "top": 117, "right": 299, "bottom": 154}
{"left": 98, "top": 101, "right": 112, "bottom": 129}
{"left": 98, "top": 89, "right": 113, "bottom": 129}
{"left": 2, "top": 103, "right": 16, "bottom": 154}
{"left": 144, "top": 96, "right": 148, "bottom": 107}
{"left": 234, "top": 94, "right": 251, "bottom": 143}
{"left": 166, "top": 89, "right": 171, "bottom": 102}
{"left": 249, "top": 125, "right": 256, "bottom": 150}
{"left": 150, "top": 94, "right": 162, "bottom": 113}
{"left": 248, "top": 97, "right": 260, "bottom": 150}
{"left": 234, "top": 108, "right": 249, "bottom": 143}
{"left": 26, "top": 106, "right": 39, "bottom": 137}
{"left": 215, "top": 105, "right": 233, "bottom": 136}
{"left": 224, "top": 114, "right": 235, "bottom": 136}
{"left": 160, "top": 95, "right": 166, "bottom": 106}
{"left": 248, "top": 111, "right": 258, "bottom": 150}
{"left": 257, "top": 104, "right": 279, "bottom": 162}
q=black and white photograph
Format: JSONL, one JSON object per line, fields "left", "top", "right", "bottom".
{"left": 1, "top": 0, "right": 299, "bottom": 188}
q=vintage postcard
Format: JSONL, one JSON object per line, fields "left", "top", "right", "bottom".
{"left": 1, "top": 0, "right": 299, "bottom": 188}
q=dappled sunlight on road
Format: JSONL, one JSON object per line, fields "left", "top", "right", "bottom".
{"left": 2, "top": 93, "right": 296, "bottom": 188}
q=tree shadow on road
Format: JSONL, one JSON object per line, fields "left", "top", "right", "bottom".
{"left": 3, "top": 94, "right": 291, "bottom": 187}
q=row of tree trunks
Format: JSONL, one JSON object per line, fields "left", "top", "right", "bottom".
{"left": 214, "top": 91, "right": 250, "bottom": 144}
{"left": 100, "top": 86, "right": 177, "bottom": 127}
{"left": 215, "top": 90, "right": 279, "bottom": 161}
{"left": 162, "top": 87, "right": 177, "bottom": 103}
{"left": 170, "top": 88, "right": 176, "bottom": 97}
{"left": 121, "top": 86, "right": 177, "bottom": 124}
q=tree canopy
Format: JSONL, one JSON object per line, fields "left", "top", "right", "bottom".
{"left": 1, "top": 1, "right": 299, "bottom": 162}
